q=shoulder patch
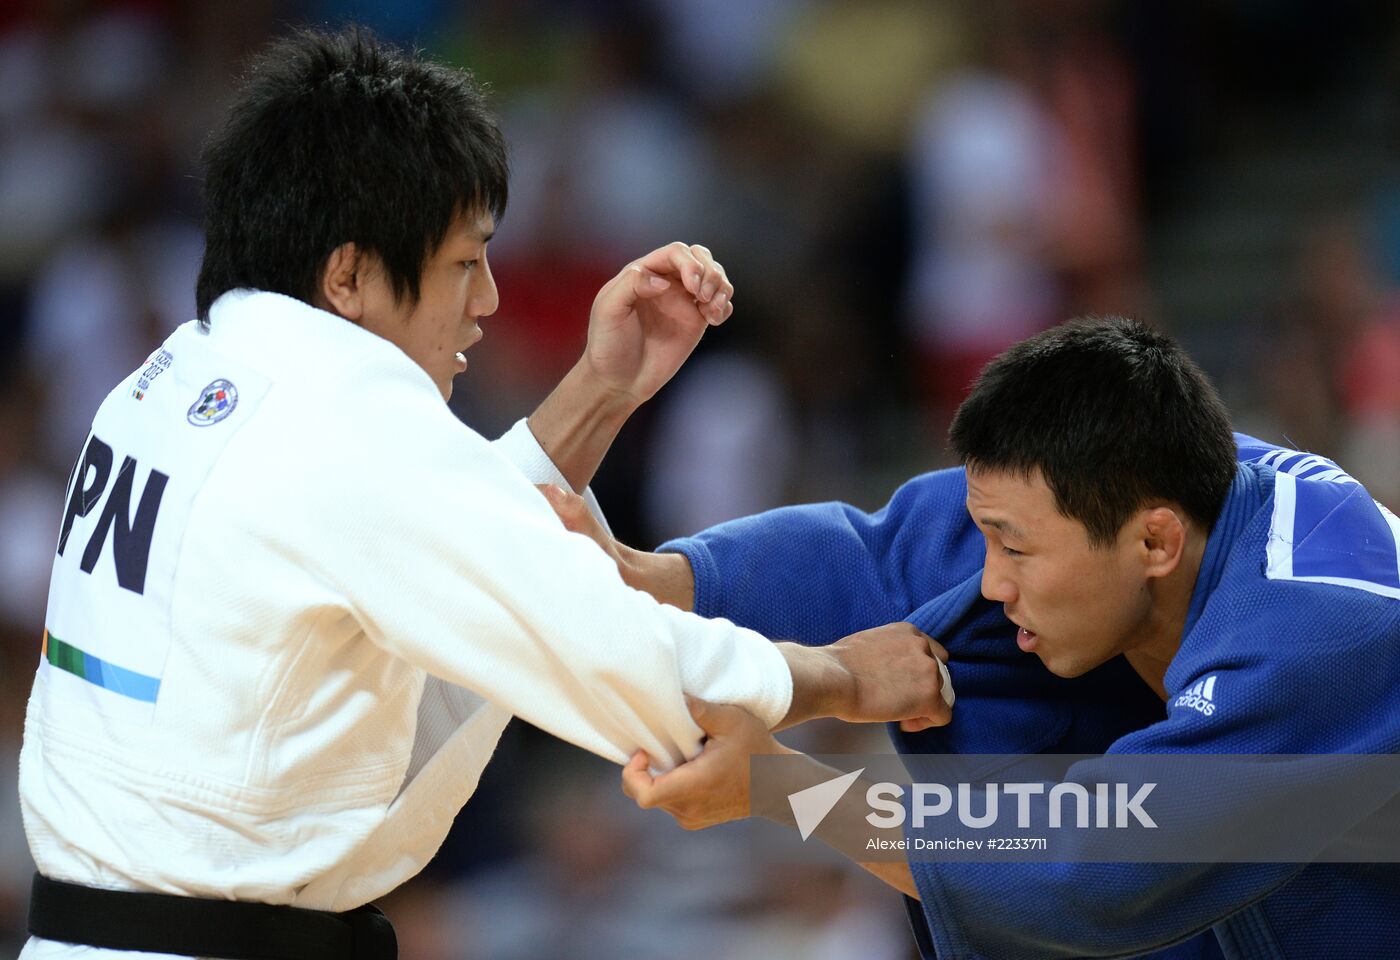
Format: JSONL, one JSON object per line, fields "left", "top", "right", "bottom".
{"left": 1262, "top": 452, "right": 1400, "bottom": 600}
{"left": 187, "top": 379, "right": 239, "bottom": 427}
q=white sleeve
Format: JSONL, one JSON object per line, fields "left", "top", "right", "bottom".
{"left": 491, "top": 418, "right": 613, "bottom": 538}
{"left": 314, "top": 398, "right": 792, "bottom": 770}
{"left": 406, "top": 418, "right": 613, "bottom": 775}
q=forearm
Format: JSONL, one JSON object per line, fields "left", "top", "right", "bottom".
{"left": 616, "top": 545, "right": 696, "bottom": 611}
{"left": 619, "top": 554, "right": 848, "bottom": 728}
{"left": 753, "top": 751, "right": 919, "bottom": 900}
{"left": 526, "top": 359, "right": 639, "bottom": 491}
{"left": 856, "top": 852, "right": 920, "bottom": 899}
{"left": 616, "top": 557, "right": 868, "bottom": 729}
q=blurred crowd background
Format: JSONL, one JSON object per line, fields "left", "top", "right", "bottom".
{"left": 2, "top": 0, "right": 1400, "bottom": 956}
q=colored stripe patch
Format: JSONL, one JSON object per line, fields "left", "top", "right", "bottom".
{"left": 43, "top": 629, "right": 161, "bottom": 703}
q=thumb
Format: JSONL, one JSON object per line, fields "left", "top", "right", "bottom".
{"left": 685, "top": 695, "right": 736, "bottom": 736}
{"left": 633, "top": 268, "right": 672, "bottom": 298}
{"left": 591, "top": 266, "right": 671, "bottom": 328}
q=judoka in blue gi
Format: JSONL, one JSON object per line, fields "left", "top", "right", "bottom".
{"left": 547, "top": 316, "right": 1400, "bottom": 960}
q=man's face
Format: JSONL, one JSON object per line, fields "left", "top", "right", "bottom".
{"left": 966, "top": 467, "right": 1153, "bottom": 677}
{"left": 358, "top": 209, "right": 498, "bottom": 401}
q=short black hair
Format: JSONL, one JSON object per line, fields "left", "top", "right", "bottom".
{"left": 195, "top": 26, "right": 508, "bottom": 322}
{"left": 949, "top": 316, "right": 1237, "bottom": 546}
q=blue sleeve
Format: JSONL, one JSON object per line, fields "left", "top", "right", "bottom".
{"left": 658, "top": 468, "right": 981, "bottom": 645}
{"left": 907, "top": 586, "right": 1400, "bottom": 959}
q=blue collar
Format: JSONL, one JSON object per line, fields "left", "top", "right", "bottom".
{"left": 905, "top": 571, "right": 986, "bottom": 638}
{"left": 1183, "top": 464, "right": 1264, "bottom": 638}
{"left": 1169, "top": 463, "right": 1267, "bottom": 692}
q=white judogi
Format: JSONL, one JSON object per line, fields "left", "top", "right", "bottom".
{"left": 19, "top": 289, "right": 792, "bottom": 958}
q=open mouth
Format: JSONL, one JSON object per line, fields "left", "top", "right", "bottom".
{"left": 454, "top": 329, "right": 484, "bottom": 373}
{"left": 1016, "top": 625, "right": 1038, "bottom": 652}
{"left": 456, "top": 327, "right": 485, "bottom": 372}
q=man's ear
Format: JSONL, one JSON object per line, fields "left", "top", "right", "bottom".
{"left": 316, "top": 242, "right": 363, "bottom": 320}
{"left": 1140, "top": 507, "right": 1187, "bottom": 580}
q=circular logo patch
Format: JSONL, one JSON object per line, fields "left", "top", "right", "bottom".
{"left": 187, "top": 379, "right": 239, "bottom": 426}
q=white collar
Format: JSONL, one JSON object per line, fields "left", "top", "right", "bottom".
{"left": 202, "top": 288, "right": 438, "bottom": 397}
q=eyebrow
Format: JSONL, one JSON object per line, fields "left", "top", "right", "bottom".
{"left": 979, "top": 517, "right": 1029, "bottom": 541}
{"left": 461, "top": 220, "right": 494, "bottom": 243}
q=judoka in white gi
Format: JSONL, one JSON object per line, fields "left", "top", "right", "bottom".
{"left": 17, "top": 27, "right": 953, "bottom": 959}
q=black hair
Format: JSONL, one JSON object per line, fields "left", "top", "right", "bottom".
{"left": 195, "top": 26, "right": 508, "bottom": 322}
{"left": 948, "top": 316, "right": 1237, "bottom": 546}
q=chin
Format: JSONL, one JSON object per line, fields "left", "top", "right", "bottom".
{"left": 1037, "top": 652, "right": 1089, "bottom": 679}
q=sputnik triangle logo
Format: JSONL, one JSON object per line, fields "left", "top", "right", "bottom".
{"left": 788, "top": 768, "right": 865, "bottom": 840}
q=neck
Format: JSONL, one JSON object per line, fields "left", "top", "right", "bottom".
{"left": 1125, "top": 529, "right": 1208, "bottom": 700}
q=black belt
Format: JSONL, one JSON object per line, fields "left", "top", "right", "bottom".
{"left": 28, "top": 873, "right": 396, "bottom": 959}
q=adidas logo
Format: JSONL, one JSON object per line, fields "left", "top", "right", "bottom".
{"left": 1174, "top": 675, "right": 1218, "bottom": 717}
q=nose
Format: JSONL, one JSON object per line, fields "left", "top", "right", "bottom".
{"left": 980, "top": 548, "right": 1018, "bottom": 605}
{"left": 473, "top": 257, "right": 499, "bottom": 319}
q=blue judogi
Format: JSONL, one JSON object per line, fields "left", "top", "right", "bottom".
{"left": 660, "top": 436, "right": 1400, "bottom": 959}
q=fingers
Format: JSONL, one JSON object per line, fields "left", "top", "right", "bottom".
{"left": 625, "top": 748, "right": 724, "bottom": 818}
{"left": 685, "top": 695, "right": 751, "bottom": 737}
{"left": 900, "top": 625, "right": 954, "bottom": 715}
{"left": 919, "top": 652, "right": 954, "bottom": 727}
{"left": 589, "top": 264, "right": 672, "bottom": 330}
{"left": 688, "top": 244, "right": 732, "bottom": 324}
{"left": 925, "top": 635, "right": 950, "bottom": 663}
{"left": 633, "top": 242, "right": 707, "bottom": 298}
{"left": 620, "top": 750, "right": 656, "bottom": 804}
{"left": 936, "top": 656, "right": 956, "bottom": 709}
{"left": 620, "top": 712, "right": 756, "bottom": 830}
{"left": 538, "top": 483, "right": 593, "bottom": 534}
{"left": 538, "top": 484, "right": 625, "bottom": 571}
{"left": 633, "top": 241, "right": 733, "bottom": 324}
{"left": 622, "top": 750, "right": 696, "bottom": 811}
{"left": 626, "top": 264, "right": 673, "bottom": 300}
{"left": 912, "top": 628, "right": 956, "bottom": 711}
{"left": 832, "top": 621, "right": 957, "bottom": 727}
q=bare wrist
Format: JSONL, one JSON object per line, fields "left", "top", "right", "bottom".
{"left": 614, "top": 542, "right": 649, "bottom": 591}
{"left": 776, "top": 643, "right": 854, "bottom": 728}
{"left": 527, "top": 360, "right": 642, "bottom": 491}
{"left": 624, "top": 549, "right": 695, "bottom": 611}
{"left": 572, "top": 357, "right": 644, "bottom": 418}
